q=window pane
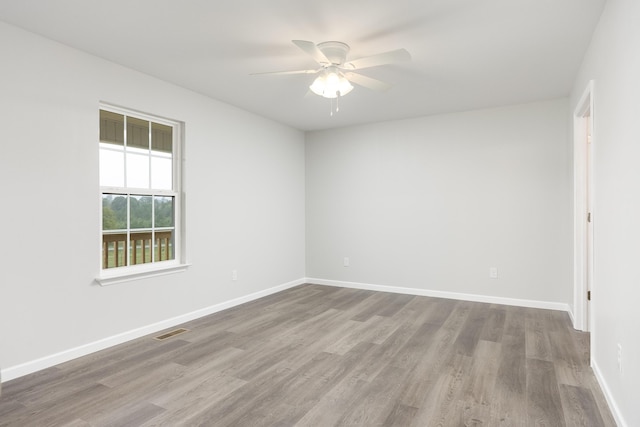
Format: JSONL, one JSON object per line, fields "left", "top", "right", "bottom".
{"left": 155, "top": 230, "right": 174, "bottom": 261}
{"left": 102, "top": 193, "right": 127, "bottom": 269}
{"left": 130, "top": 195, "right": 152, "bottom": 229}
{"left": 151, "top": 156, "right": 172, "bottom": 190}
{"left": 154, "top": 196, "right": 174, "bottom": 227}
{"left": 126, "top": 145, "right": 148, "bottom": 155}
{"left": 99, "top": 147, "right": 124, "bottom": 187}
{"left": 102, "top": 194, "right": 127, "bottom": 230}
{"left": 126, "top": 152, "right": 150, "bottom": 188}
{"left": 127, "top": 117, "right": 149, "bottom": 150}
{"left": 100, "top": 110, "right": 124, "bottom": 145}
{"left": 103, "top": 234, "right": 127, "bottom": 269}
{"left": 152, "top": 122, "right": 172, "bottom": 153}
{"left": 130, "top": 231, "right": 152, "bottom": 266}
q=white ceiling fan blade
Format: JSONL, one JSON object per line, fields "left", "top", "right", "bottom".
{"left": 292, "top": 40, "right": 331, "bottom": 65}
{"left": 344, "top": 72, "right": 392, "bottom": 91}
{"left": 345, "top": 48, "right": 411, "bottom": 70}
{"left": 250, "top": 69, "right": 318, "bottom": 76}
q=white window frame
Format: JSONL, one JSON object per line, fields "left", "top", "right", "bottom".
{"left": 96, "top": 104, "right": 188, "bottom": 286}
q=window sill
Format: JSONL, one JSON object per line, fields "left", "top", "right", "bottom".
{"left": 96, "top": 263, "right": 190, "bottom": 286}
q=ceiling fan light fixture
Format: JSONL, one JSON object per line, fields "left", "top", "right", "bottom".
{"left": 309, "top": 68, "right": 353, "bottom": 99}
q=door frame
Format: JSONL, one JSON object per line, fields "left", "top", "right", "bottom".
{"left": 573, "top": 80, "right": 594, "bottom": 332}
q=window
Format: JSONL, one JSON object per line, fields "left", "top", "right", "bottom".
{"left": 99, "top": 106, "right": 184, "bottom": 282}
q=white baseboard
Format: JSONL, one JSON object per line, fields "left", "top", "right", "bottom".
{"left": 567, "top": 306, "right": 576, "bottom": 327}
{"left": 592, "top": 359, "right": 627, "bottom": 427}
{"left": 2, "top": 277, "right": 306, "bottom": 382}
{"left": 306, "top": 277, "right": 571, "bottom": 312}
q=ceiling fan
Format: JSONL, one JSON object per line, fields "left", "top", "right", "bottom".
{"left": 253, "top": 40, "right": 411, "bottom": 100}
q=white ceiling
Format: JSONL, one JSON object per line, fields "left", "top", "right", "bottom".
{"left": 0, "top": 0, "right": 605, "bottom": 131}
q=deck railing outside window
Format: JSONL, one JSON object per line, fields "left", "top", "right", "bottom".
{"left": 102, "top": 230, "right": 173, "bottom": 269}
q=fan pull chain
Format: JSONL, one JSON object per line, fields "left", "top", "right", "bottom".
{"left": 329, "top": 91, "right": 342, "bottom": 117}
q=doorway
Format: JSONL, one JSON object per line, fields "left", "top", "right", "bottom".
{"left": 573, "top": 81, "right": 594, "bottom": 332}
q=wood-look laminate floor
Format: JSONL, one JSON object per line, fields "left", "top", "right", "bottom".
{"left": 0, "top": 284, "right": 616, "bottom": 426}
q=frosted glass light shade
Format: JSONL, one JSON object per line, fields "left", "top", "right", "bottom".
{"left": 310, "top": 71, "right": 354, "bottom": 98}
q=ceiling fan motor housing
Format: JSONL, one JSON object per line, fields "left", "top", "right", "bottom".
{"left": 317, "top": 41, "right": 350, "bottom": 66}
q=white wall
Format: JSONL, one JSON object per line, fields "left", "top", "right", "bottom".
{"left": 0, "top": 22, "right": 305, "bottom": 375}
{"left": 306, "top": 99, "right": 572, "bottom": 306}
{"left": 570, "top": 0, "right": 640, "bottom": 425}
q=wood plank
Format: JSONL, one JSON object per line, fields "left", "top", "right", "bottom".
{"left": 396, "top": 325, "right": 459, "bottom": 408}
{"left": 294, "top": 376, "right": 370, "bottom": 426}
{"left": 64, "top": 420, "right": 92, "bottom": 427}
{"left": 323, "top": 315, "right": 394, "bottom": 355}
{"left": 526, "top": 358, "right": 565, "bottom": 426}
{"left": 146, "top": 347, "right": 246, "bottom": 408}
{"left": 452, "top": 304, "right": 488, "bottom": 356}
{"left": 548, "top": 328, "right": 590, "bottom": 387}
{"left": 462, "top": 340, "right": 501, "bottom": 407}
{"left": 491, "top": 333, "right": 527, "bottom": 425}
{"left": 236, "top": 346, "right": 369, "bottom": 426}
{"left": 382, "top": 402, "right": 419, "bottom": 426}
{"left": 350, "top": 291, "right": 396, "bottom": 322}
{"left": 503, "top": 305, "right": 526, "bottom": 337}
{"left": 335, "top": 365, "right": 410, "bottom": 425}
{"left": 410, "top": 353, "right": 474, "bottom": 426}
{"left": 0, "top": 399, "right": 27, "bottom": 424}
{"left": 8, "top": 383, "right": 113, "bottom": 426}
{"left": 14, "top": 338, "right": 189, "bottom": 406}
{"left": 480, "top": 307, "right": 506, "bottom": 342}
{"left": 559, "top": 384, "right": 606, "bottom": 427}
{"left": 420, "top": 296, "right": 457, "bottom": 326}
{"left": 327, "top": 286, "right": 377, "bottom": 311}
{"left": 86, "top": 400, "right": 165, "bottom": 427}
{"left": 375, "top": 292, "right": 415, "bottom": 317}
{"left": 140, "top": 374, "right": 247, "bottom": 426}
{"left": 525, "top": 310, "right": 554, "bottom": 361}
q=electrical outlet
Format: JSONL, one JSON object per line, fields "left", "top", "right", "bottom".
{"left": 489, "top": 267, "right": 498, "bottom": 279}
{"left": 617, "top": 343, "right": 622, "bottom": 373}
{"left": 344, "top": 257, "right": 350, "bottom": 267}
{"left": 232, "top": 269, "right": 238, "bottom": 281}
